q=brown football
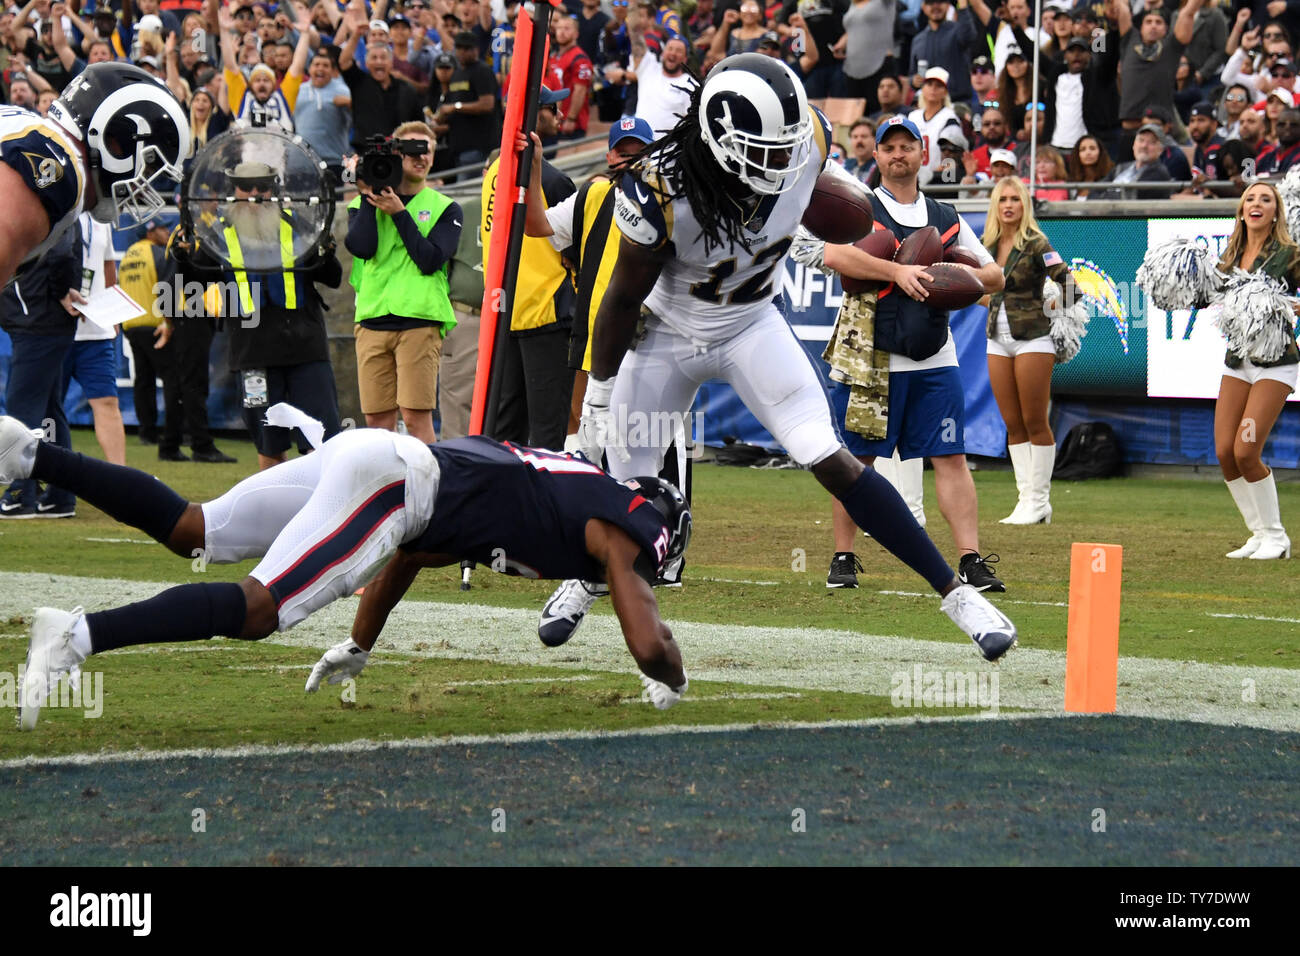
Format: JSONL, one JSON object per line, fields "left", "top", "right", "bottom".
{"left": 894, "top": 226, "right": 943, "bottom": 267}
{"left": 801, "top": 171, "right": 874, "bottom": 244}
{"left": 841, "top": 228, "right": 898, "bottom": 294}
{"left": 919, "top": 262, "right": 986, "bottom": 311}
{"left": 944, "top": 246, "right": 983, "bottom": 269}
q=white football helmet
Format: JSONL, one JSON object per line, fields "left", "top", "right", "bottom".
{"left": 48, "top": 63, "right": 191, "bottom": 225}
{"left": 698, "top": 53, "right": 813, "bottom": 195}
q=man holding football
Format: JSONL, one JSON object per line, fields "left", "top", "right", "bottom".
{"left": 534, "top": 54, "right": 1018, "bottom": 663}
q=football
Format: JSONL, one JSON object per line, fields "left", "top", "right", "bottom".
{"left": 894, "top": 226, "right": 943, "bottom": 267}
{"left": 944, "top": 246, "right": 984, "bottom": 269}
{"left": 918, "top": 262, "right": 986, "bottom": 310}
{"left": 801, "top": 172, "right": 874, "bottom": 244}
{"left": 841, "top": 229, "right": 898, "bottom": 295}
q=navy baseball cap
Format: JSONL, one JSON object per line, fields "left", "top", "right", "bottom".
{"left": 877, "top": 115, "right": 922, "bottom": 142}
{"left": 609, "top": 115, "right": 654, "bottom": 149}
{"left": 139, "top": 216, "right": 168, "bottom": 238}
{"left": 539, "top": 85, "right": 570, "bottom": 106}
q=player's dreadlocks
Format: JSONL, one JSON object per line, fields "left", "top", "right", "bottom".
{"left": 638, "top": 81, "right": 756, "bottom": 257}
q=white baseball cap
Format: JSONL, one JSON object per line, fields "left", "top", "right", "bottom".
{"left": 1270, "top": 87, "right": 1295, "bottom": 108}
{"left": 139, "top": 13, "right": 163, "bottom": 33}
{"left": 923, "top": 66, "right": 950, "bottom": 88}
{"left": 989, "top": 148, "right": 1017, "bottom": 168}
{"left": 370, "top": 18, "right": 390, "bottom": 33}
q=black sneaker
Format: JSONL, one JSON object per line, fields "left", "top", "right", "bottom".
{"left": 826, "top": 552, "right": 864, "bottom": 589}
{"left": 0, "top": 484, "right": 35, "bottom": 519}
{"left": 192, "top": 447, "right": 237, "bottom": 464}
{"left": 958, "top": 552, "right": 1005, "bottom": 593}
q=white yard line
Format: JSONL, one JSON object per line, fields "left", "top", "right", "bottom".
{"left": 0, "top": 711, "right": 1058, "bottom": 770}
{"left": 1, "top": 571, "right": 1297, "bottom": 732}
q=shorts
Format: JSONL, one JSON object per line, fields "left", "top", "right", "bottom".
{"left": 1222, "top": 359, "right": 1300, "bottom": 390}
{"left": 240, "top": 362, "right": 343, "bottom": 456}
{"left": 986, "top": 302, "right": 1056, "bottom": 358}
{"left": 355, "top": 323, "right": 444, "bottom": 414}
{"left": 63, "top": 338, "right": 118, "bottom": 400}
{"left": 850, "top": 366, "right": 966, "bottom": 460}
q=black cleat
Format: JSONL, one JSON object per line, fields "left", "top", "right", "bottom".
{"left": 958, "top": 552, "right": 1005, "bottom": 593}
{"left": 192, "top": 448, "right": 237, "bottom": 464}
{"left": 826, "top": 551, "right": 864, "bottom": 588}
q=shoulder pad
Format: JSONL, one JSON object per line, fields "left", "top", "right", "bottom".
{"left": 613, "top": 167, "right": 672, "bottom": 249}
{"left": 0, "top": 119, "right": 83, "bottom": 231}
{"left": 810, "top": 105, "right": 832, "bottom": 171}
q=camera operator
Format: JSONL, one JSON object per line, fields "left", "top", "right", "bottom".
{"left": 181, "top": 161, "right": 345, "bottom": 471}
{"left": 345, "top": 121, "right": 462, "bottom": 443}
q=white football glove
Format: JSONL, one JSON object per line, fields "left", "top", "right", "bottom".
{"left": 577, "top": 376, "right": 629, "bottom": 464}
{"left": 640, "top": 672, "right": 689, "bottom": 710}
{"left": 305, "top": 639, "right": 369, "bottom": 692}
{"left": 790, "top": 226, "right": 831, "bottom": 275}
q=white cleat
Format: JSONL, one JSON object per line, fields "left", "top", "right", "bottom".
{"left": 941, "top": 585, "right": 1018, "bottom": 662}
{"left": 20, "top": 607, "right": 87, "bottom": 731}
{"left": 537, "top": 580, "right": 607, "bottom": 647}
{"left": 0, "top": 416, "right": 42, "bottom": 484}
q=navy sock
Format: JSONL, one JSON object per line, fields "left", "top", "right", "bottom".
{"left": 32, "top": 442, "right": 189, "bottom": 545}
{"left": 837, "top": 467, "right": 954, "bottom": 593}
{"left": 87, "top": 583, "right": 248, "bottom": 653}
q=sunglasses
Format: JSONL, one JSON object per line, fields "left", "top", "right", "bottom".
{"left": 612, "top": 0, "right": 628, "bottom": 5}
{"left": 1226, "top": 92, "right": 1249, "bottom": 102}
{"left": 982, "top": 99, "right": 1000, "bottom": 108}
{"left": 1026, "top": 102, "right": 1046, "bottom": 112}
{"left": 1276, "top": 71, "right": 1295, "bottom": 79}
{"left": 235, "top": 179, "right": 275, "bottom": 193}
{"left": 1265, "top": 30, "right": 1285, "bottom": 39}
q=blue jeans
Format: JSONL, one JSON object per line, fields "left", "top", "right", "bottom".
{"left": 4, "top": 330, "right": 74, "bottom": 504}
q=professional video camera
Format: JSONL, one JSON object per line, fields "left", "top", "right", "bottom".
{"left": 359, "top": 134, "right": 429, "bottom": 191}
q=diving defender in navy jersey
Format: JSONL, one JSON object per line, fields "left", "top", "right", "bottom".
{"left": 0, "top": 415, "right": 692, "bottom": 729}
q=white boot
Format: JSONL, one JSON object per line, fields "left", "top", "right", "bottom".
{"left": 1225, "top": 477, "right": 1263, "bottom": 558}
{"left": 999, "top": 442, "right": 1033, "bottom": 524}
{"left": 1248, "top": 472, "right": 1290, "bottom": 559}
{"left": 1003, "top": 444, "right": 1054, "bottom": 524}
{"left": 874, "top": 451, "right": 925, "bottom": 527}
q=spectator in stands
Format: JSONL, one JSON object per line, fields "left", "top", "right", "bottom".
{"left": 389, "top": 14, "right": 430, "bottom": 96}
{"left": 969, "top": 0, "right": 1049, "bottom": 74}
{"left": 183, "top": 88, "right": 229, "bottom": 178}
{"left": 1221, "top": 82, "right": 1253, "bottom": 138}
{"left": 427, "top": 52, "right": 458, "bottom": 176}
{"left": 1210, "top": 138, "right": 1253, "bottom": 196}
{"left": 577, "top": 0, "right": 610, "bottom": 64}
{"left": 873, "top": 72, "right": 905, "bottom": 121}
{"left": 1258, "top": 107, "right": 1300, "bottom": 174}
{"left": 831, "top": 0, "right": 897, "bottom": 112}
{"left": 1115, "top": 0, "right": 1203, "bottom": 153}
{"left": 1175, "top": 54, "right": 1207, "bottom": 121}
{"left": 996, "top": 44, "right": 1037, "bottom": 140}
{"left": 934, "top": 126, "right": 973, "bottom": 185}
{"left": 341, "top": 12, "right": 424, "bottom": 149}
{"left": 779, "top": 0, "right": 847, "bottom": 103}
{"left": 435, "top": 31, "right": 500, "bottom": 173}
{"left": 6, "top": 70, "right": 42, "bottom": 109}
{"left": 1188, "top": 100, "right": 1226, "bottom": 177}
{"left": 1066, "top": 134, "right": 1114, "bottom": 198}
{"left": 768, "top": 15, "right": 820, "bottom": 80}
{"left": 908, "top": 65, "right": 961, "bottom": 184}
{"left": 296, "top": 49, "right": 352, "bottom": 194}
{"left": 346, "top": 120, "right": 462, "bottom": 445}
{"left": 489, "top": 0, "right": 520, "bottom": 92}
{"left": 479, "top": 87, "right": 576, "bottom": 450}
{"left": 968, "top": 54, "right": 996, "bottom": 111}
{"left": 712, "top": 1, "right": 768, "bottom": 59}
{"left": 1024, "top": 28, "right": 1120, "bottom": 158}
{"left": 1096, "top": 124, "right": 1174, "bottom": 200}
{"left": 117, "top": 219, "right": 173, "bottom": 448}
{"left": 1262, "top": 87, "right": 1294, "bottom": 145}
{"left": 1139, "top": 103, "right": 1193, "bottom": 179}
{"left": 972, "top": 103, "right": 1009, "bottom": 176}
{"left": 988, "top": 146, "right": 1017, "bottom": 180}
{"left": 1238, "top": 103, "right": 1269, "bottom": 158}
{"left": 221, "top": 3, "right": 312, "bottom": 132}
{"left": 845, "top": 117, "right": 877, "bottom": 182}
{"left": 1012, "top": 101, "right": 1055, "bottom": 172}
{"left": 1042, "top": 3, "right": 1073, "bottom": 62}
{"left": 907, "top": 0, "right": 976, "bottom": 111}
{"left": 1032, "top": 145, "right": 1068, "bottom": 200}
{"left": 607, "top": 12, "right": 697, "bottom": 136}
{"left": 549, "top": 15, "right": 594, "bottom": 141}
{"left": 1186, "top": 0, "right": 1228, "bottom": 90}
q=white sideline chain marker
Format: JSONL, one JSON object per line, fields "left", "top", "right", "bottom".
{"left": 1, "top": 571, "right": 1298, "bottom": 732}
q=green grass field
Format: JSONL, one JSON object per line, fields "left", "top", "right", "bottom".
{"left": 1, "top": 430, "right": 1298, "bottom": 864}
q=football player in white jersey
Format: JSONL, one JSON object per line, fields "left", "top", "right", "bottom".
{"left": 534, "top": 53, "right": 1019, "bottom": 662}
{"left": 0, "top": 62, "right": 189, "bottom": 286}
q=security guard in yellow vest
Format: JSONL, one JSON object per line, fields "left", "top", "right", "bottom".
{"left": 185, "top": 161, "right": 345, "bottom": 470}
{"left": 346, "top": 122, "right": 461, "bottom": 444}
{"left": 118, "top": 218, "right": 175, "bottom": 446}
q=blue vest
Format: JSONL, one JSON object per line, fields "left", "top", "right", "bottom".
{"left": 869, "top": 193, "right": 961, "bottom": 361}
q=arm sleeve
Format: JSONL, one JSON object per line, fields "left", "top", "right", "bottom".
{"left": 955, "top": 217, "right": 995, "bottom": 265}
{"left": 345, "top": 201, "right": 379, "bottom": 259}
{"left": 391, "top": 200, "right": 462, "bottom": 275}
{"left": 546, "top": 191, "right": 581, "bottom": 252}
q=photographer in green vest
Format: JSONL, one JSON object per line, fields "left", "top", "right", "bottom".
{"left": 346, "top": 121, "right": 463, "bottom": 444}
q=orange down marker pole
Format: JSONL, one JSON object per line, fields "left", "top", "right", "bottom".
{"left": 1064, "top": 543, "right": 1123, "bottom": 713}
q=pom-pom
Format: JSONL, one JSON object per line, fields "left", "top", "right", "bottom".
{"left": 1279, "top": 166, "right": 1300, "bottom": 238}
{"left": 1217, "top": 269, "right": 1295, "bottom": 363}
{"left": 1136, "top": 238, "right": 1220, "bottom": 311}
{"left": 1050, "top": 299, "right": 1089, "bottom": 363}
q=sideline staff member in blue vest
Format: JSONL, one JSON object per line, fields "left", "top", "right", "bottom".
{"left": 346, "top": 121, "right": 463, "bottom": 444}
